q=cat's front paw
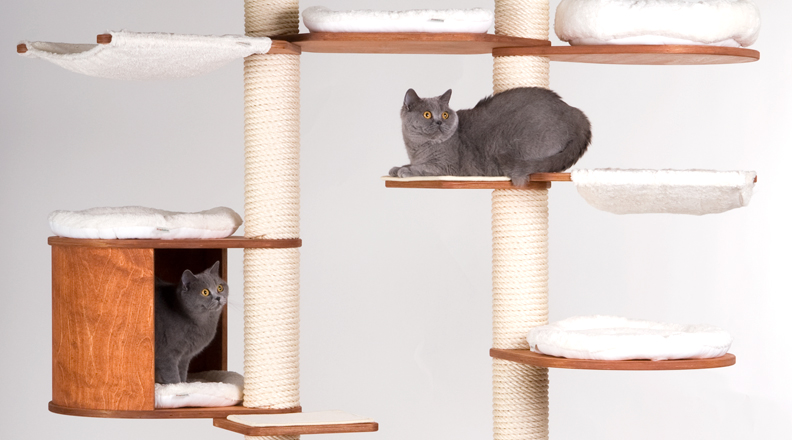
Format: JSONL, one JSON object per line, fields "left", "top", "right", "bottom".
{"left": 389, "top": 166, "right": 414, "bottom": 178}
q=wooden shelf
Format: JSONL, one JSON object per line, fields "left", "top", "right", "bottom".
{"left": 491, "top": 349, "right": 736, "bottom": 371}
{"left": 272, "top": 32, "right": 548, "bottom": 54}
{"left": 49, "top": 402, "right": 301, "bottom": 419}
{"left": 493, "top": 45, "right": 760, "bottom": 65}
{"left": 213, "top": 412, "right": 379, "bottom": 436}
{"left": 48, "top": 236, "right": 302, "bottom": 249}
{"left": 383, "top": 173, "right": 570, "bottom": 189}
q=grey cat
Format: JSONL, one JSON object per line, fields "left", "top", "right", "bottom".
{"left": 390, "top": 87, "right": 591, "bottom": 186}
{"left": 155, "top": 261, "right": 228, "bottom": 384}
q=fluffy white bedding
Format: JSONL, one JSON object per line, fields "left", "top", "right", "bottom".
{"left": 302, "top": 6, "right": 494, "bottom": 33}
{"left": 528, "top": 316, "right": 732, "bottom": 361}
{"left": 155, "top": 370, "right": 243, "bottom": 409}
{"left": 19, "top": 31, "right": 272, "bottom": 80}
{"left": 571, "top": 169, "right": 756, "bottom": 215}
{"left": 49, "top": 206, "right": 242, "bottom": 239}
{"left": 555, "top": 0, "right": 761, "bottom": 47}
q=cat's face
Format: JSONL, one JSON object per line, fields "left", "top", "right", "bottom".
{"left": 401, "top": 89, "right": 458, "bottom": 143}
{"left": 178, "top": 261, "right": 228, "bottom": 314}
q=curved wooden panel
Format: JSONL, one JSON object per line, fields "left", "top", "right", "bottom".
{"left": 493, "top": 45, "right": 759, "bottom": 65}
{"left": 273, "top": 32, "right": 548, "bottom": 54}
{"left": 52, "top": 246, "right": 155, "bottom": 411}
{"left": 491, "top": 349, "right": 736, "bottom": 371}
{"left": 48, "top": 236, "right": 302, "bottom": 249}
{"left": 49, "top": 402, "right": 301, "bottom": 419}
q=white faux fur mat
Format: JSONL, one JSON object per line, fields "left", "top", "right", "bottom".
{"left": 156, "top": 370, "right": 243, "bottom": 409}
{"left": 571, "top": 169, "right": 756, "bottom": 215}
{"left": 49, "top": 206, "right": 242, "bottom": 239}
{"left": 303, "top": 6, "right": 494, "bottom": 33}
{"left": 19, "top": 31, "right": 272, "bottom": 80}
{"left": 528, "top": 316, "right": 733, "bottom": 361}
{"left": 555, "top": 0, "right": 761, "bottom": 47}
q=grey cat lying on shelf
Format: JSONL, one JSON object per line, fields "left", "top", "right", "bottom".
{"left": 390, "top": 87, "right": 591, "bottom": 186}
{"left": 155, "top": 261, "right": 228, "bottom": 384}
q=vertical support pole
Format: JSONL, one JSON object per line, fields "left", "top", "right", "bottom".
{"left": 243, "top": 3, "right": 300, "bottom": 440}
{"left": 492, "top": 1, "right": 551, "bottom": 440}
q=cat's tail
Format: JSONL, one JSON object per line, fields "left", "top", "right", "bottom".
{"left": 544, "top": 122, "right": 591, "bottom": 172}
{"left": 508, "top": 119, "right": 592, "bottom": 186}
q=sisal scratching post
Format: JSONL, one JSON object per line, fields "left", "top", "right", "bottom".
{"left": 493, "top": 0, "right": 550, "bottom": 92}
{"left": 492, "top": 1, "right": 551, "bottom": 439}
{"left": 243, "top": 2, "right": 300, "bottom": 440}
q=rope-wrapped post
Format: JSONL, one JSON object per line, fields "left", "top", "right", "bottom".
{"left": 492, "top": 189, "right": 550, "bottom": 440}
{"left": 492, "top": 1, "right": 551, "bottom": 440}
{"left": 243, "top": 3, "right": 300, "bottom": 440}
{"left": 493, "top": 0, "right": 550, "bottom": 92}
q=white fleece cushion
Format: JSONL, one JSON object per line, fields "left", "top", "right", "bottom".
{"left": 571, "top": 169, "right": 756, "bottom": 215}
{"left": 49, "top": 206, "right": 242, "bottom": 239}
{"left": 303, "top": 6, "right": 494, "bottom": 33}
{"left": 555, "top": 0, "right": 761, "bottom": 47}
{"left": 528, "top": 316, "right": 733, "bottom": 361}
{"left": 19, "top": 31, "right": 272, "bottom": 80}
{"left": 155, "top": 370, "right": 243, "bottom": 409}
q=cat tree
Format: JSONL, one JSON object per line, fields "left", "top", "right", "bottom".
{"left": 23, "top": 0, "right": 759, "bottom": 438}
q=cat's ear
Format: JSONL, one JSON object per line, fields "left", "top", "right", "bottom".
{"left": 404, "top": 88, "right": 420, "bottom": 110}
{"left": 440, "top": 89, "right": 452, "bottom": 106}
{"left": 209, "top": 261, "right": 220, "bottom": 277}
{"left": 181, "top": 269, "right": 199, "bottom": 289}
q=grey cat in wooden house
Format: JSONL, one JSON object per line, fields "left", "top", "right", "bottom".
{"left": 390, "top": 87, "right": 591, "bottom": 186}
{"left": 154, "top": 261, "right": 228, "bottom": 384}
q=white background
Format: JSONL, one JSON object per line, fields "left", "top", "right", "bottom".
{"left": 1, "top": 0, "right": 790, "bottom": 439}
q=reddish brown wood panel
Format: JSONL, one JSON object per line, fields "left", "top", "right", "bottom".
{"left": 52, "top": 245, "right": 155, "bottom": 411}
{"left": 493, "top": 45, "right": 760, "bottom": 65}
{"left": 273, "top": 32, "right": 548, "bottom": 54}
{"left": 154, "top": 248, "right": 228, "bottom": 372}
{"left": 385, "top": 180, "right": 552, "bottom": 190}
{"left": 490, "top": 348, "right": 736, "bottom": 371}
{"left": 213, "top": 418, "right": 379, "bottom": 436}
{"left": 268, "top": 40, "right": 302, "bottom": 55}
{"left": 48, "top": 236, "right": 302, "bottom": 249}
{"left": 49, "top": 402, "right": 301, "bottom": 419}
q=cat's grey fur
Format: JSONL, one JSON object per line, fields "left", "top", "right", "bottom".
{"left": 154, "top": 261, "right": 228, "bottom": 384}
{"left": 390, "top": 87, "right": 591, "bottom": 186}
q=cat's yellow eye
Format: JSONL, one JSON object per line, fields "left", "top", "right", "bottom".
{"left": 201, "top": 289, "right": 210, "bottom": 297}
{"left": 217, "top": 285, "right": 224, "bottom": 293}
{"left": 423, "top": 111, "right": 432, "bottom": 119}
{"left": 442, "top": 112, "right": 449, "bottom": 120}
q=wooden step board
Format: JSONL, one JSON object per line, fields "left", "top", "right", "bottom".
{"left": 214, "top": 410, "right": 379, "bottom": 436}
{"left": 383, "top": 173, "right": 570, "bottom": 189}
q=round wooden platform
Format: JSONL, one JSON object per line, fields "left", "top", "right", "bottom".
{"left": 272, "top": 32, "right": 548, "bottom": 54}
{"left": 490, "top": 349, "right": 736, "bottom": 371}
{"left": 493, "top": 45, "right": 759, "bottom": 65}
{"left": 47, "top": 236, "right": 302, "bottom": 249}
